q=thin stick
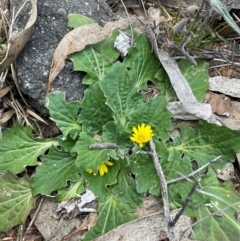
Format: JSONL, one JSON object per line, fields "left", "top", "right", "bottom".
{"left": 119, "top": 0, "right": 134, "bottom": 46}
{"left": 89, "top": 143, "right": 118, "bottom": 149}
{"left": 167, "top": 156, "right": 221, "bottom": 184}
{"left": 11, "top": 64, "right": 31, "bottom": 109}
{"left": 169, "top": 181, "right": 198, "bottom": 227}
{"left": 149, "top": 139, "right": 173, "bottom": 239}
{"left": 22, "top": 197, "right": 44, "bottom": 241}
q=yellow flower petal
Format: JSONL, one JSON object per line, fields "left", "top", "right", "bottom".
{"left": 86, "top": 168, "right": 93, "bottom": 174}
{"left": 130, "top": 123, "right": 154, "bottom": 147}
{"left": 99, "top": 163, "right": 108, "bottom": 176}
{"left": 105, "top": 161, "right": 113, "bottom": 166}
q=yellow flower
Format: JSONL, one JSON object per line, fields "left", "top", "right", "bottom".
{"left": 86, "top": 168, "right": 97, "bottom": 176}
{"left": 86, "top": 160, "right": 113, "bottom": 176}
{"left": 130, "top": 123, "right": 154, "bottom": 147}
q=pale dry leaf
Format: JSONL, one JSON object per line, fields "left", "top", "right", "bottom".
{"left": 92, "top": 210, "right": 196, "bottom": 241}
{"left": 114, "top": 30, "right": 131, "bottom": 56}
{"left": 167, "top": 101, "right": 212, "bottom": 120}
{"left": 0, "top": 0, "right": 37, "bottom": 73}
{"left": 0, "top": 85, "right": 13, "bottom": 98}
{"left": 46, "top": 16, "right": 146, "bottom": 93}
{"left": 216, "top": 162, "right": 235, "bottom": 181}
{"left": 209, "top": 76, "right": 240, "bottom": 98}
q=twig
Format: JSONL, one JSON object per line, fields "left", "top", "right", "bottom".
{"left": 119, "top": 0, "right": 134, "bottom": 46}
{"left": 9, "top": 0, "right": 28, "bottom": 41}
{"left": 167, "top": 156, "right": 221, "bottom": 184}
{"left": 22, "top": 197, "right": 44, "bottom": 241}
{"left": 149, "top": 139, "right": 173, "bottom": 239}
{"left": 169, "top": 181, "right": 198, "bottom": 227}
{"left": 179, "top": 201, "right": 240, "bottom": 241}
{"left": 89, "top": 143, "right": 118, "bottom": 149}
{"left": 16, "top": 224, "right": 24, "bottom": 241}
{"left": 136, "top": 150, "right": 152, "bottom": 155}
{"left": 11, "top": 64, "right": 31, "bottom": 109}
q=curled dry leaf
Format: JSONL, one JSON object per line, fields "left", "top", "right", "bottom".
{"left": 0, "top": 0, "right": 37, "bottom": 73}
{"left": 46, "top": 16, "right": 146, "bottom": 93}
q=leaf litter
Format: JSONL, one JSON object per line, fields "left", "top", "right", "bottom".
{"left": 2, "top": 0, "right": 240, "bottom": 240}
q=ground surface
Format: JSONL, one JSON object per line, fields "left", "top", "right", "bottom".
{"left": 1, "top": 0, "right": 240, "bottom": 241}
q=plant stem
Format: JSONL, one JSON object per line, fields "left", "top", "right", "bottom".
{"left": 149, "top": 139, "right": 173, "bottom": 239}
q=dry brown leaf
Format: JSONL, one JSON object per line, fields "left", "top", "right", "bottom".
{"left": 0, "top": 109, "right": 15, "bottom": 124}
{"left": 205, "top": 91, "right": 233, "bottom": 116}
{"left": 0, "top": 85, "right": 13, "bottom": 97}
{"left": 46, "top": 16, "right": 146, "bottom": 93}
{"left": 61, "top": 212, "right": 97, "bottom": 241}
{"left": 0, "top": 0, "right": 37, "bottom": 73}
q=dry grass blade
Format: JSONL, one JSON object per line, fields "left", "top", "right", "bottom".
{"left": 26, "top": 108, "right": 48, "bottom": 125}
{"left": 0, "top": 85, "right": 13, "bottom": 97}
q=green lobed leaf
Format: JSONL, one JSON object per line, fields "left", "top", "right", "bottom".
{"left": 32, "top": 147, "right": 80, "bottom": 196}
{"left": 178, "top": 59, "right": 209, "bottom": 101}
{"left": 67, "top": 13, "right": 96, "bottom": 28}
{"left": 77, "top": 82, "right": 113, "bottom": 133}
{"left": 210, "top": 0, "right": 240, "bottom": 36}
{"left": 127, "top": 96, "right": 172, "bottom": 141}
{"left": 82, "top": 192, "right": 136, "bottom": 241}
{"left": 130, "top": 153, "right": 160, "bottom": 196}
{"left": 57, "top": 135, "right": 77, "bottom": 152}
{"left": 123, "top": 33, "right": 161, "bottom": 90}
{"left": 82, "top": 161, "right": 120, "bottom": 198}
{"left": 160, "top": 120, "right": 240, "bottom": 169}
{"left": 47, "top": 179, "right": 85, "bottom": 201}
{"left": 45, "top": 92, "right": 81, "bottom": 139}
{"left": 69, "top": 30, "right": 120, "bottom": 85}
{"left": 0, "top": 124, "right": 58, "bottom": 174}
{"left": 0, "top": 171, "right": 36, "bottom": 232}
{"left": 186, "top": 168, "right": 240, "bottom": 241}
{"left": 100, "top": 61, "right": 144, "bottom": 127}
{"left": 154, "top": 59, "right": 209, "bottom": 102}
{"left": 154, "top": 68, "right": 176, "bottom": 102}
{"left": 102, "top": 121, "right": 131, "bottom": 147}
{"left": 71, "top": 132, "right": 117, "bottom": 173}
{"left": 112, "top": 159, "right": 143, "bottom": 208}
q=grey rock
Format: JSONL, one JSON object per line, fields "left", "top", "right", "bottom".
{"left": 12, "top": 0, "right": 113, "bottom": 115}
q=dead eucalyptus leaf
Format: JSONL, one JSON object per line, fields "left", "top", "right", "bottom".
{"left": 46, "top": 16, "right": 146, "bottom": 93}
{"left": 93, "top": 210, "right": 195, "bottom": 241}
{"left": 144, "top": 27, "right": 221, "bottom": 125}
{"left": 167, "top": 101, "right": 212, "bottom": 120}
{"left": 0, "top": 85, "right": 13, "bottom": 98}
{"left": 0, "top": 0, "right": 37, "bottom": 73}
